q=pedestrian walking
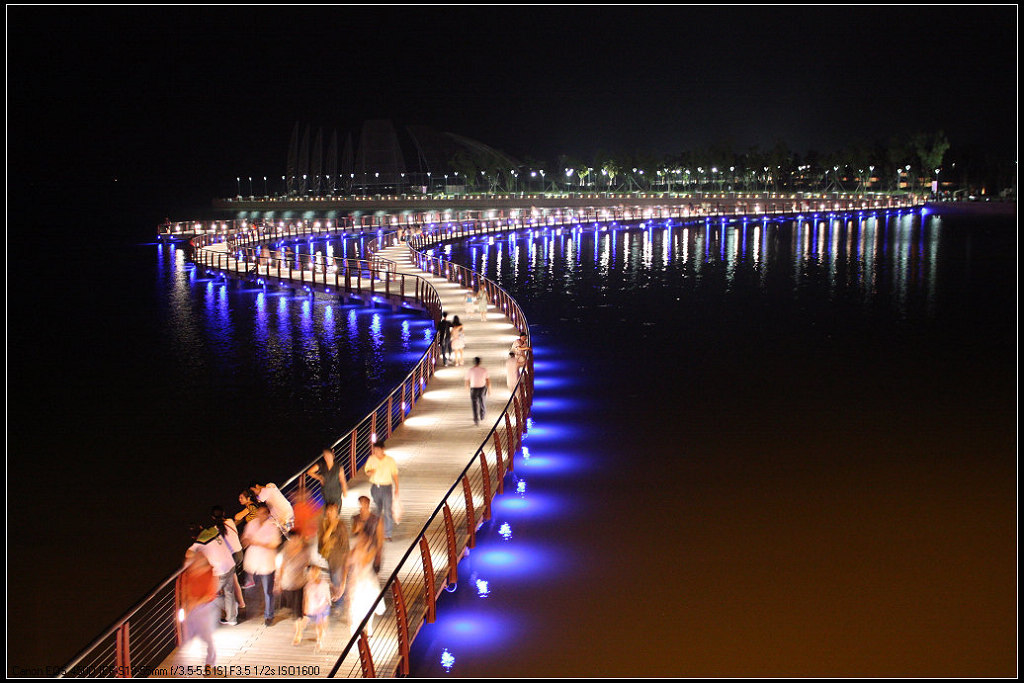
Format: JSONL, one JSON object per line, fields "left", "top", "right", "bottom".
{"left": 318, "top": 502, "right": 350, "bottom": 604}
{"left": 437, "top": 312, "right": 453, "bottom": 366}
{"left": 466, "top": 357, "right": 491, "bottom": 426}
{"left": 306, "top": 447, "right": 348, "bottom": 504}
{"left": 347, "top": 530, "right": 386, "bottom": 637}
{"left": 276, "top": 530, "right": 309, "bottom": 618}
{"left": 364, "top": 442, "right": 400, "bottom": 542}
{"left": 291, "top": 489, "right": 321, "bottom": 543}
{"left": 188, "top": 520, "right": 239, "bottom": 627}
{"left": 451, "top": 315, "right": 466, "bottom": 366}
{"left": 180, "top": 550, "right": 219, "bottom": 669}
{"left": 210, "top": 506, "right": 246, "bottom": 617}
{"left": 476, "top": 287, "right": 488, "bottom": 321}
{"left": 351, "top": 495, "right": 383, "bottom": 573}
{"left": 241, "top": 504, "right": 282, "bottom": 626}
{"left": 294, "top": 566, "right": 331, "bottom": 649}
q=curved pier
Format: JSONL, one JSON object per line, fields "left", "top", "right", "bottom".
{"left": 66, "top": 192, "right": 924, "bottom": 678}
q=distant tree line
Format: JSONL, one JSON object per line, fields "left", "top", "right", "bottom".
{"left": 447, "top": 131, "right": 1014, "bottom": 199}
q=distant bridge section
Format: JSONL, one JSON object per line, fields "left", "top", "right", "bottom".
{"left": 213, "top": 190, "right": 924, "bottom": 218}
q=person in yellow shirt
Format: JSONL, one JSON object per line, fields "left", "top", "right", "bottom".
{"left": 363, "top": 441, "right": 399, "bottom": 541}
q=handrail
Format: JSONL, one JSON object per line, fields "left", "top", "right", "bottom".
{"left": 212, "top": 189, "right": 921, "bottom": 207}
{"left": 59, "top": 568, "right": 184, "bottom": 677}
{"left": 158, "top": 192, "right": 924, "bottom": 240}
{"left": 325, "top": 222, "right": 536, "bottom": 677}
{"left": 330, "top": 379, "right": 532, "bottom": 677}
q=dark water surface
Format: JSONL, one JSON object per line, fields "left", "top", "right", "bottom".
{"left": 408, "top": 210, "right": 1017, "bottom": 677}
{"left": 7, "top": 233, "right": 432, "bottom": 670}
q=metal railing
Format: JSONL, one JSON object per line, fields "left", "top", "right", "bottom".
{"left": 160, "top": 192, "right": 924, "bottom": 241}
{"left": 214, "top": 189, "right": 923, "bottom": 208}
{"left": 59, "top": 231, "right": 445, "bottom": 678}
{"left": 327, "top": 380, "right": 531, "bottom": 678}
{"left": 324, "top": 222, "right": 535, "bottom": 678}
{"left": 190, "top": 247, "right": 403, "bottom": 293}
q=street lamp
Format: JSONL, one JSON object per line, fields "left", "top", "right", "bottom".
{"left": 236, "top": 177, "right": 241, "bottom": 196}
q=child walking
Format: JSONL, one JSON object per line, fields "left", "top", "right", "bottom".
{"left": 294, "top": 566, "right": 332, "bottom": 650}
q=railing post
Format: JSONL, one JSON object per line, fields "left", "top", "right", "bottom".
{"left": 391, "top": 578, "right": 411, "bottom": 676}
{"left": 492, "top": 432, "right": 505, "bottom": 494}
{"left": 442, "top": 502, "right": 458, "bottom": 585}
{"left": 513, "top": 394, "right": 525, "bottom": 439}
{"left": 357, "top": 631, "right": 376, "bottom": 678}
{"left": 115, "top": 621, "right": 131, "bottom": 678}
{"left": 386, "top": 396, "right": 393, "bottom": 439}
{"left": 349, "top": 431, "right": 358, "bottom": 480}
{"left": 462, "top": 475, "right": 477, "bottom": 548}
{"left": 419, "top": 536, "right": 437, "bottom": 623}
{"left": 504, "top": 413, "right": 517, "bottom": 471}
{"left": 479, "top": 452, "right": 492, "bottom": 521}
{"left": 173, "top": 575, "right": 184, "bottom": 646}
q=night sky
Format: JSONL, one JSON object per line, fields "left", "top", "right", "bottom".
{"left": 5, "top": 4, "right": 1018, "bottom": 674}
{"left": 8, "top": 5, "right": 1017, "bottom": 226}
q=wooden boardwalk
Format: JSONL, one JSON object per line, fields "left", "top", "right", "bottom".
{"left": 155, "top": 243, "right": 522, "bottom": 677}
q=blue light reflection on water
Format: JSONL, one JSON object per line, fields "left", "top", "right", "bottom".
{"left": 410, "top": 328, "right": 587, "bottom": 676}
{"left": 157, "top": 242, "right": 432, "bottom": 462}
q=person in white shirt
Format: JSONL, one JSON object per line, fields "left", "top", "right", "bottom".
{"left": 465, "top": 357, "right": 491, "bottom": 426}
{"left": 188, "top": 525, "right": 239, "bottom": 626}
{"left": 242, "top": 504, "right": 282, "bottom": 626}
{"left": 249, "top": 481, "right": 294, "bottom": 532}
{"left": 510, "top": 332, "right": 531, "bottom": 368}
{"left": 505, "top": 351, "right": 520, "bottom": 393}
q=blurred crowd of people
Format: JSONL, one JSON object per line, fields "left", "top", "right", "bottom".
{"left": 179, "top": 442, "right": 400, "bottom": 663}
